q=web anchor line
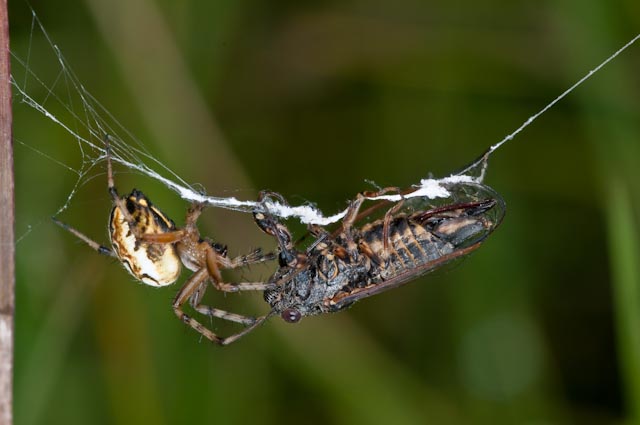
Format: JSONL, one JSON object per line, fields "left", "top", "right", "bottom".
{"left": 198, "top": 32, "right": 640, "bottom": 225}
{"left": 456, "top": 32, "right": 640, "bottom": 179}
{"left": 12, "top": 11, "right": 640, "bottom": 227}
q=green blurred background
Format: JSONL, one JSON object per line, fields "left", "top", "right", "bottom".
{"left": 9, "top": 0, "right": 640, "bottom": 424}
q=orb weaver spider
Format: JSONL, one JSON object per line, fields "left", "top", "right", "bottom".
{"left": 53, "top": 136, "right": 275, "bottom": 345}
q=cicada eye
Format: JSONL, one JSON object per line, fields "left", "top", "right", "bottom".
{"left": 281, "top": 308, "right": 302, "bottom": 323}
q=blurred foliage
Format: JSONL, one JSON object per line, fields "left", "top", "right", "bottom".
{"left": 9, "top": 0, "right": 640, "bottom": 424}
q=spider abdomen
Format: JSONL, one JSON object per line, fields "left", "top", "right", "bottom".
{"left": 109, "top": 190, "right": 182, "bottom": 286}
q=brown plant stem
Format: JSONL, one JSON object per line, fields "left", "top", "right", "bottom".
{"left": 0, "top": 0, "right": 13, "bottom": 423}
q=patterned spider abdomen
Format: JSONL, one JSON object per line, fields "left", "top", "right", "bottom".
{"left": 109, "top": 189, "right": 182, "bottom": 286}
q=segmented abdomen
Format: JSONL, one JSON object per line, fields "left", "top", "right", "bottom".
{"left": 367, "top": 216, "right": 453, "bottom": 278}
{"left": 351, "top": 215, "right": 449, "bottom": 286}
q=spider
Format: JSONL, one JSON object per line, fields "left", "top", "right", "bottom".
{"left": 53, "top": 137, "right": 274, "bottom": 345}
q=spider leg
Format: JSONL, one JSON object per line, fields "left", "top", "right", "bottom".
{"left": 205, "top": 243, "right": 274, "bottom": 292}
{"left": 52, "top": 217, "right": 116, "bottom": 258}
{"left": 138, "top": 202, "right": 206, "bottom": 245}
{"left": 139, "top": 229, "right": 188, "bottom": 244}
{"left": 183, "top": 202, "right": 205, "bottom": 227}
{"left": 173, "top": 267, "right": 265, "bottom": 345}
{"left": 103, "top": 135, "right": 137, "bottom": 229}
{"left": 186, "top": 278, "right": 256, "bottom": 326}
{"left": 225, "top": 248, "right": 276, "bottom": 267}
{"left": 218, "top": 315, "right": 269, "bottom": 346}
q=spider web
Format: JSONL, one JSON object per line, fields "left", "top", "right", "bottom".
{"left": 11, "top": 10, "right": 640, "bottom": 229}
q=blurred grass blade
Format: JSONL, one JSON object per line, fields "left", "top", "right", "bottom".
{"left": 606, "top": 179, "right": 640, "bottom": 421}
{"left": 272, "top": 317, "right": 461, "bottom": 425}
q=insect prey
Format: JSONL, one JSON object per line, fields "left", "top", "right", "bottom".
{"left": 254, "top": 182, "right": 505, "bottom": 325}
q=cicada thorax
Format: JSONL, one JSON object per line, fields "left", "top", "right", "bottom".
{"left": 109, "top": 189, "right": 182, "bottom": 287}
